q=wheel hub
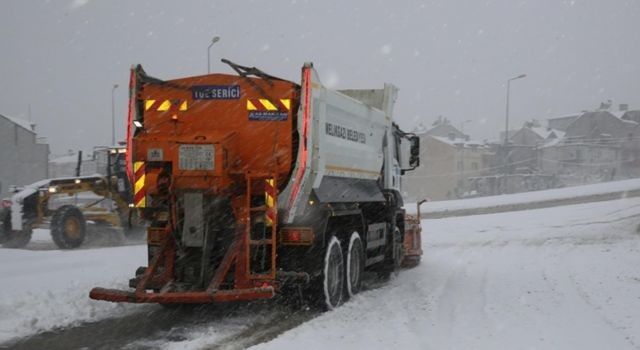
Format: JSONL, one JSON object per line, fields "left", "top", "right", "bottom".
{"left": 65, "top": 217, "right": 81, "bottom": 239}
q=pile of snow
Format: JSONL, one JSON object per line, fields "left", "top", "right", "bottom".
{"left": 253, "top": 198, "right": 640, "bottom": 349}
{"left": 0, "top": 241, "right": 148, "bottom": 343}
{"left": 410, "top": 178, "right": 640, "bottom": 214}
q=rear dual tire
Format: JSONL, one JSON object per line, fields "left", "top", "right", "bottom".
{"left": 322, "top": 236, "right": 344, "bottom": 310}
{"left": 320, "top": 232, "right": 365, "bottom": 310}
{"left": 346, "top": 232, "right": 364, "bottom": 297}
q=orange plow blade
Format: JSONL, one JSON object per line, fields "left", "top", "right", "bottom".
{"left": 402, "top": 200, "right": 426, "bottom": 267}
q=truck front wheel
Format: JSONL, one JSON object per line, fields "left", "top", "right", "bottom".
{"left": 51, "top": 205, "right": 86, "bottom": 249}
{"left": 322, "top": 236, "right": 344, "bottom": 310}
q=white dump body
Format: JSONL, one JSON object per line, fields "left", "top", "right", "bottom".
{"left": 281, "top": 63, "right": 399, "bottom": 223}
{"left": 319, "top": 89, "right": 390, "bottom": 181}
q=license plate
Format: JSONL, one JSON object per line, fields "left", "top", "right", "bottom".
{"left": 178, "top": 144, "right": 214, "bottom": 170}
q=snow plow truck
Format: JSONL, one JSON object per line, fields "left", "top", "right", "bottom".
{"left": 90, "top": 60, "right": 422, "bottom": 309}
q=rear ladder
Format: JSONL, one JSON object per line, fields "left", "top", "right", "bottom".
{"left": 245, "top": 174, "right": 278, "bottom": 281}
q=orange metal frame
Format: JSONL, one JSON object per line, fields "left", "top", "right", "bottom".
{"left": 90, "top": 67, "right": 299, "bottom": 304}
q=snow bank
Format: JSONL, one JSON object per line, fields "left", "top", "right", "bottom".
{"left": 0, "top": 243, "right": 148, "bottom": 343}
{"left": 409, "top": 178, "right": 640, "bottom": 215}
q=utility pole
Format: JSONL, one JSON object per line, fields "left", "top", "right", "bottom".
{"left": 111, "top": 84, "right": 119, "bottom": 146}
{"left": 207, "top": 36, "right": 220, "bottom": 74}
{"left": 502, "top": 73, "right": 526, "bottom": 193}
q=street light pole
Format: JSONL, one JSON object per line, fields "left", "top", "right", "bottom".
{"left": 502, "top": 73, "right": 526, "bottom": 193}
{"left": 111, "top": 84, "right": 119, "bottom": 146}
{"left": 504, "top": 74, "right": 526, "bottom": 146}
{"left": 207, "top": 36, "right": 220, "bottom": 74}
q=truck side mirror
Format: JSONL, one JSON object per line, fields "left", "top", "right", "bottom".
{"left": 399, "top": 135, "right": 420, "bottom": 171}
{"left": 409, "top": 136, "right": 420, "bottom": 168}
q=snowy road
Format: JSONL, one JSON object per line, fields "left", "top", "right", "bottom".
{"left": 0, "top": 232, "right": 317, "bottom": 349}
{"left": 2, "top": 196, "right": 640, "bottom": 349}
{"left": 255, "top": 198, "right": 640, "bottom": 350}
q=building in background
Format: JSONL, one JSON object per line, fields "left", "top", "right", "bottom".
{"left": 0, "top": 114, "right": 49, "bottom": 198}
{"left": 547, "top": 114, "right": 580, "bottom": 132}
{"left": 507, "top": 119, "right": 565, "bottom": 174}
{"left": 423, "top": 122, "right": 467, "bottom": 139}
{"left": 404, "top": 133, "right": 492, "bottom": 201}
{"left": 539, "top": 110, "right": 640, "bottom": 185}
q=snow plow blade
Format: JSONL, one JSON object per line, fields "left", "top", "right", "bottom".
{"left": 89, "top": 287, "right": 275, "bottom": 304}
{"left": 402, "top": 200, "right": 426, "bottom": 267}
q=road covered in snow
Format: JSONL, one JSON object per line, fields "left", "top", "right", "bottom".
{"left": 1, "top": 194, "right": 640, "bottom": 349}
{"left": 255, "top": 197, "right": 640, "bottom": 350}
{"left": 0, "top": 234, "right": 148, "bottom": 344}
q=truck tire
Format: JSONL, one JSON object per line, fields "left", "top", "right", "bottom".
{"left": 345, "top": 231, "right": 364, "bottom": 298}
{"left": 51, "top": 205, "right": 86, "bottom": 249}
{"left": 322, "top": 236, "right": 344, "bottom": 310}
{"left": 378, "top": 227, "right": 403, "bottom": 280}
{"left": 1, "top": 209, "right": 32, "bottom": 249}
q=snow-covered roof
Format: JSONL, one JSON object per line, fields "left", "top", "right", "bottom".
{"left": 529, "top": 127, "right": 552, "bottom": 139}
{"left": 548, "top": 113, "right": 580, "bottom": 120}
{"left": 529, "top": 127, "right": 565, "bottom": 140}
{"left": 610, "top": 110, "right": 626, "bottom": 119}
{"left": 431, "top": 136, "right": 486, "bottom": 148}
{"left": 49, "top": 153, "right": 93, "bottom": 164}
{"left": 540, "top": 137, "right": 562, "bottom": 148}
{"left": 0, "top": 114, "right": 35, "bottom": 133}
{"left": 411, "top": 122, "right": 428, "bottom": 134}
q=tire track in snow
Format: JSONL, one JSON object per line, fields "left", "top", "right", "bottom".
{"left": 1, "top": 301, "right": 318, "bottom": 350}
{"left": 567, "top": 274, "right": 640, "bottom": 350}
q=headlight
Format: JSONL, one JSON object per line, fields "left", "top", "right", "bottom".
{"left": 48, "top": 186, "right": 58, "bottom": 193}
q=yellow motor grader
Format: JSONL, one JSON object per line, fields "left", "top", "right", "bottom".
{"left": 0, "top": 147, "right": 143, "bottom": 249}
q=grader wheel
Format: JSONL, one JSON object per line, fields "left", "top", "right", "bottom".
{"left": 51, "top": 205, "right": 86, "bottom": 249}
{"left": 1, "top": 208, "right": 33, "bottom": 249}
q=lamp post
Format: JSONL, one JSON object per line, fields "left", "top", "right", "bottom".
{"left": 207, "top": 36, "right": 220, "bottom": 74}
{"left": 504, "top": 74, "right": 526, "bottom": 146}
{"left": 502, "top": 73, "right": 526, "bottom": 193}
{"left": 111, "top": 84, "right": 119, "bottom": 146}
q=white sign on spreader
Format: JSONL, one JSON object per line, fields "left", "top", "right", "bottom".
{"left": 179, "top": 144, "right": 215, "bottom": 170}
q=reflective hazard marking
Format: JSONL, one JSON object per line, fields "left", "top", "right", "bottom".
{"left": 157, "top": 100, "right": 171, "bottom": 111}
{"left": 133, "top": 161, "right": 146, "bottom": 208}
{"left": 259, "top": 99, "right": 277, "bottom": 111}
{"left": 280, "top": 99, "right": 291, "bottom": 110}
{"left": 247, "top": 99, "right": 291, "bottom": 112}
{"left": 264, "top": 178, "right": 276, "bottom": 227}
{"left": 145, "top": 100, "right": 156, "bottom": 111}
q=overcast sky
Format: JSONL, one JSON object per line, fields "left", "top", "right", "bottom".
{"left": 1, "top": 0, "right": 639, "bottom": 155}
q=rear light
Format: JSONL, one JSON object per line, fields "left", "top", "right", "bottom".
{"left": 1, "top": 199, "right": 11, "bottom": 208}
{"left": 280, "top": 227, "right": 314, "bottom": 245}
